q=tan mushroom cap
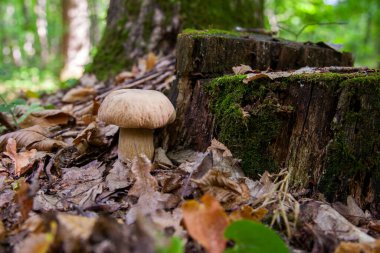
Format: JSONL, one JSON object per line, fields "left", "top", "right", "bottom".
{"left": 98, "top": 89, "right": 176, "bottom": 129}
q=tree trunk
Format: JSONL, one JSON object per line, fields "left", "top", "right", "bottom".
{"left": 60, "top": 0, "right": 91, "bottom": 81}
{"left": 90, "top": 0, "right": 264, "bottom": 80}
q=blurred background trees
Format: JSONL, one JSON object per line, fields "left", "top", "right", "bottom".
{"left": 0, "top": 0, "right": 378, "bottom": 98}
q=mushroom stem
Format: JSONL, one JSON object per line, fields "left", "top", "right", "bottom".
{"left": 118, "top": 128, "right": 154, "bottom": 162}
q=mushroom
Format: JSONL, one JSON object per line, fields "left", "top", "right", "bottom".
{"left": 98, "top": 89, "right": 176, "bottom": 162}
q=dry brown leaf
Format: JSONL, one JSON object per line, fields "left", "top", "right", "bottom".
{"left": 206, "top": 139, "right": 244, "bottom": 178}
{"left": 0, "top": 220, "right": 5, "bottom": 240}
{"left": 0, "top": 125, "right": 67, "bottom": 151}
{"left": 369, "top": 220, "right": 380, "bottom": 233}
{"left": 232, "top": 64, "right": 253, "bottom": 74}
{"left": 182, "top": 194, "right": 229, "bottom": 253}
{"left": 4, "top": 138, "right": 37, "bottom": 176}
{"left": 146, "top": 52, "right": 157, "bottom": 71}
{"left": 57, "top": 213, "right": 97, "bottom": 241}
{"left": 126, "top": 191, "right": 172, "bottom": 224}
{"left": 20, "top": 109, "right": 73, "bottom": 128}
{"left": 334, "top": 240, "right": 380, "bottom": 253}
{"left": 229, "top": 205, "right": 268, "bottom": 222}
{"left": 15, "top": 179, "right": 33, "bottom": 220}
{"left": 73, "top": 122, "right": 106, "bottom": 148}
{"left": 208, "top": 139, "right": 232, "bottom": 158}
{"left": 115, "top": 71, "right": 135, "bottom": 84}
{"left": 14, "top": 231, "right": 55, "bottom": 253}
{"left": 62, "top": 87, "right": 96, "bottom": 103}
{"left": 192, "top": 170, "right": 250, "bottom": 209}
{"left": 128, "top": 154, "right": 158, "bottom": 197}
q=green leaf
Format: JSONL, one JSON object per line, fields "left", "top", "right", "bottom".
{"left": 157, "top": 237, "right": 184, "bottom": 253}
{"left": 0, "top": 104, "right": 12, "bottom": 113}
{"left": 224, "top": 220, "right": 289, "bottom": 253}
{"left": 9, "top": 98, "right": 27, "bottom": 106}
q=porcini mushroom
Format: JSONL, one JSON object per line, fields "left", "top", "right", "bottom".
{"left": 98, "top": 89, "right": 176, "bottom": 162}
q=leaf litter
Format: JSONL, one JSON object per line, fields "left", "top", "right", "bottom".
{"left": 0, "top": 55, "right": 378, "bottom": 253}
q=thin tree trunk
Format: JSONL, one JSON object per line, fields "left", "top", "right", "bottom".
{"left": 35, "top": 0, "right": 49, "bottom": 66}
{"left": 60, "top": 0, "right": 91, "bottom": 81}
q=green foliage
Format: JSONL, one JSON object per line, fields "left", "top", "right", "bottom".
{"left": 224, "top": 220, "right": 289, "bottom": 253}
{"left": 0, "top": 96, "right": 44, "bottom": 128}
{"left": 157, "top": 237, "right": 184, "bottom": 253}
{"left": 266, "top": 0, "right": 379, "bottom": 67}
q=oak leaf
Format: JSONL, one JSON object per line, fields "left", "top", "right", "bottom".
{"left": 182, "top": 194, "right": 229, "bottom": 253}
{"left": 192, "top": 170, "right": 250, "bottom": 209}
{"left": 20, "top": 109, "right": 73, "bottom": 128}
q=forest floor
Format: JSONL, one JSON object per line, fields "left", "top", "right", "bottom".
{"left": 0, "top": 54, "right": 379, "bottom": 253}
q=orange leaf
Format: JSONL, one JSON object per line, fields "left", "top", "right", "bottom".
{"left": 146, "top": 52, "right": 157, "bottom": 71}
{"left": 4, "top": 138, "right": 37, "bottom": 176}
{"left": 229, "top": 206, "right": 268, "bottom": 222}
{"left": 334, "top": 240, "right": 380, "bottom": 253}
{"left": 182, "top": 194, "right": 229, "bottom": 253}
{"left": 15, "top": 179, "right": 33, "bottom": 221}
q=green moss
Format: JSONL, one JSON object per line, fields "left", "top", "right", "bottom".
{"left": 318, "top": 74, "right": 380, "bottom": 202}
{"left": 182, "top": 29, "right": 241, "bottom": 37}
{"left": 208, "top": 75, "right": 287, "bottom": 178}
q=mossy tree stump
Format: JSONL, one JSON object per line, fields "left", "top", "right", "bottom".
{"left": 164, "top": 32, "right": 380, "bottom": 210}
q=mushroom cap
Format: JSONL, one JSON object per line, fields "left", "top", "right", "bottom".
{"left": 98, "top": 89, "right": 176, "bottom": 129}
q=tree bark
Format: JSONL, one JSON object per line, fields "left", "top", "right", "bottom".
{"left": 90, "top": 0, "right": 264, "bottom": 80}
{"left": 61, "top": 0, "right": 91, "bottom": 81}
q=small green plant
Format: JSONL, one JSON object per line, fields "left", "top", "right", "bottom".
{"left": 224, "top": 220, "right": 289, "bottom": 253}
{"left": 0, "top": 96, "right": 44, "bottom": 129}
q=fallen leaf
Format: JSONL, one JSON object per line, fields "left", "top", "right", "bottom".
{"left": 128, "top": 154, "right": 158, "bottom": 197}
{"left": 0, "top": 125, "right": 67, "bottom": 151}
{"left": 115, "top": 71, "right": 135, "bottom": 84}
{"left": 62, "top": 87, "right": 96, "bottom": 103}
{"left": 106, "top": 159, "right": 133, "bottom": 191}
{"left": 146, "top": 52, "right": 157, "bottom": 71}
{"left": 229, "top": 205, "right": 268, "bottom": 222}
{"left": 192, "top": 170, "right": 250, "bottom": 209}
{"left": 301, "top": 201, "right": 375, "bottom": 243}
{"left": 14, "top": 231, "right": 55, "bottom": 253}
{"left": 333, "top": 196, "right": 367, "bottom": 226}
{"left": 57, "top": 213, "right": 97, "bottom": 241}
{"left": 15, "top": 179, "right": 33, "bottom": 220}
{"left": 126, "top": 191, "right": 172, "bottom": 224}
{"left": 232, "top": 64, "right": 253, "bottom": 75}
{"left": 182, "top": 194, "right": 229, "bottom": 253}
{"left": 4, "top": 138, "right": 37, "bottom": 176}
{"left": 207, "top": 139, "right": 244, "bottom": 178}
{"left": 73, "top": 122, "right": 107, "bottom": 149}
{"left": 334, "top": 240, "right": 380, "bottom": 253}
{"left": 150, "top": 208, "right": 185, "bottom": 237}
{"left": 20, "top": 109, "right": 73, "bottom": 128}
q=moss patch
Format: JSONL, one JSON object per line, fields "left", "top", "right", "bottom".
{"left": 182, "top": 29, "right": 242, "bottom": 37}
{"left": 207, "top": 75, "right": 288, "bottom": 178}
{"left": 318, "top": 74, "right": 380, "bottom": 203}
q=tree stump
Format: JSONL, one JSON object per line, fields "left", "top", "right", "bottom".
{"left": 164, "top": 32, "right": 380, "bottom": 210}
